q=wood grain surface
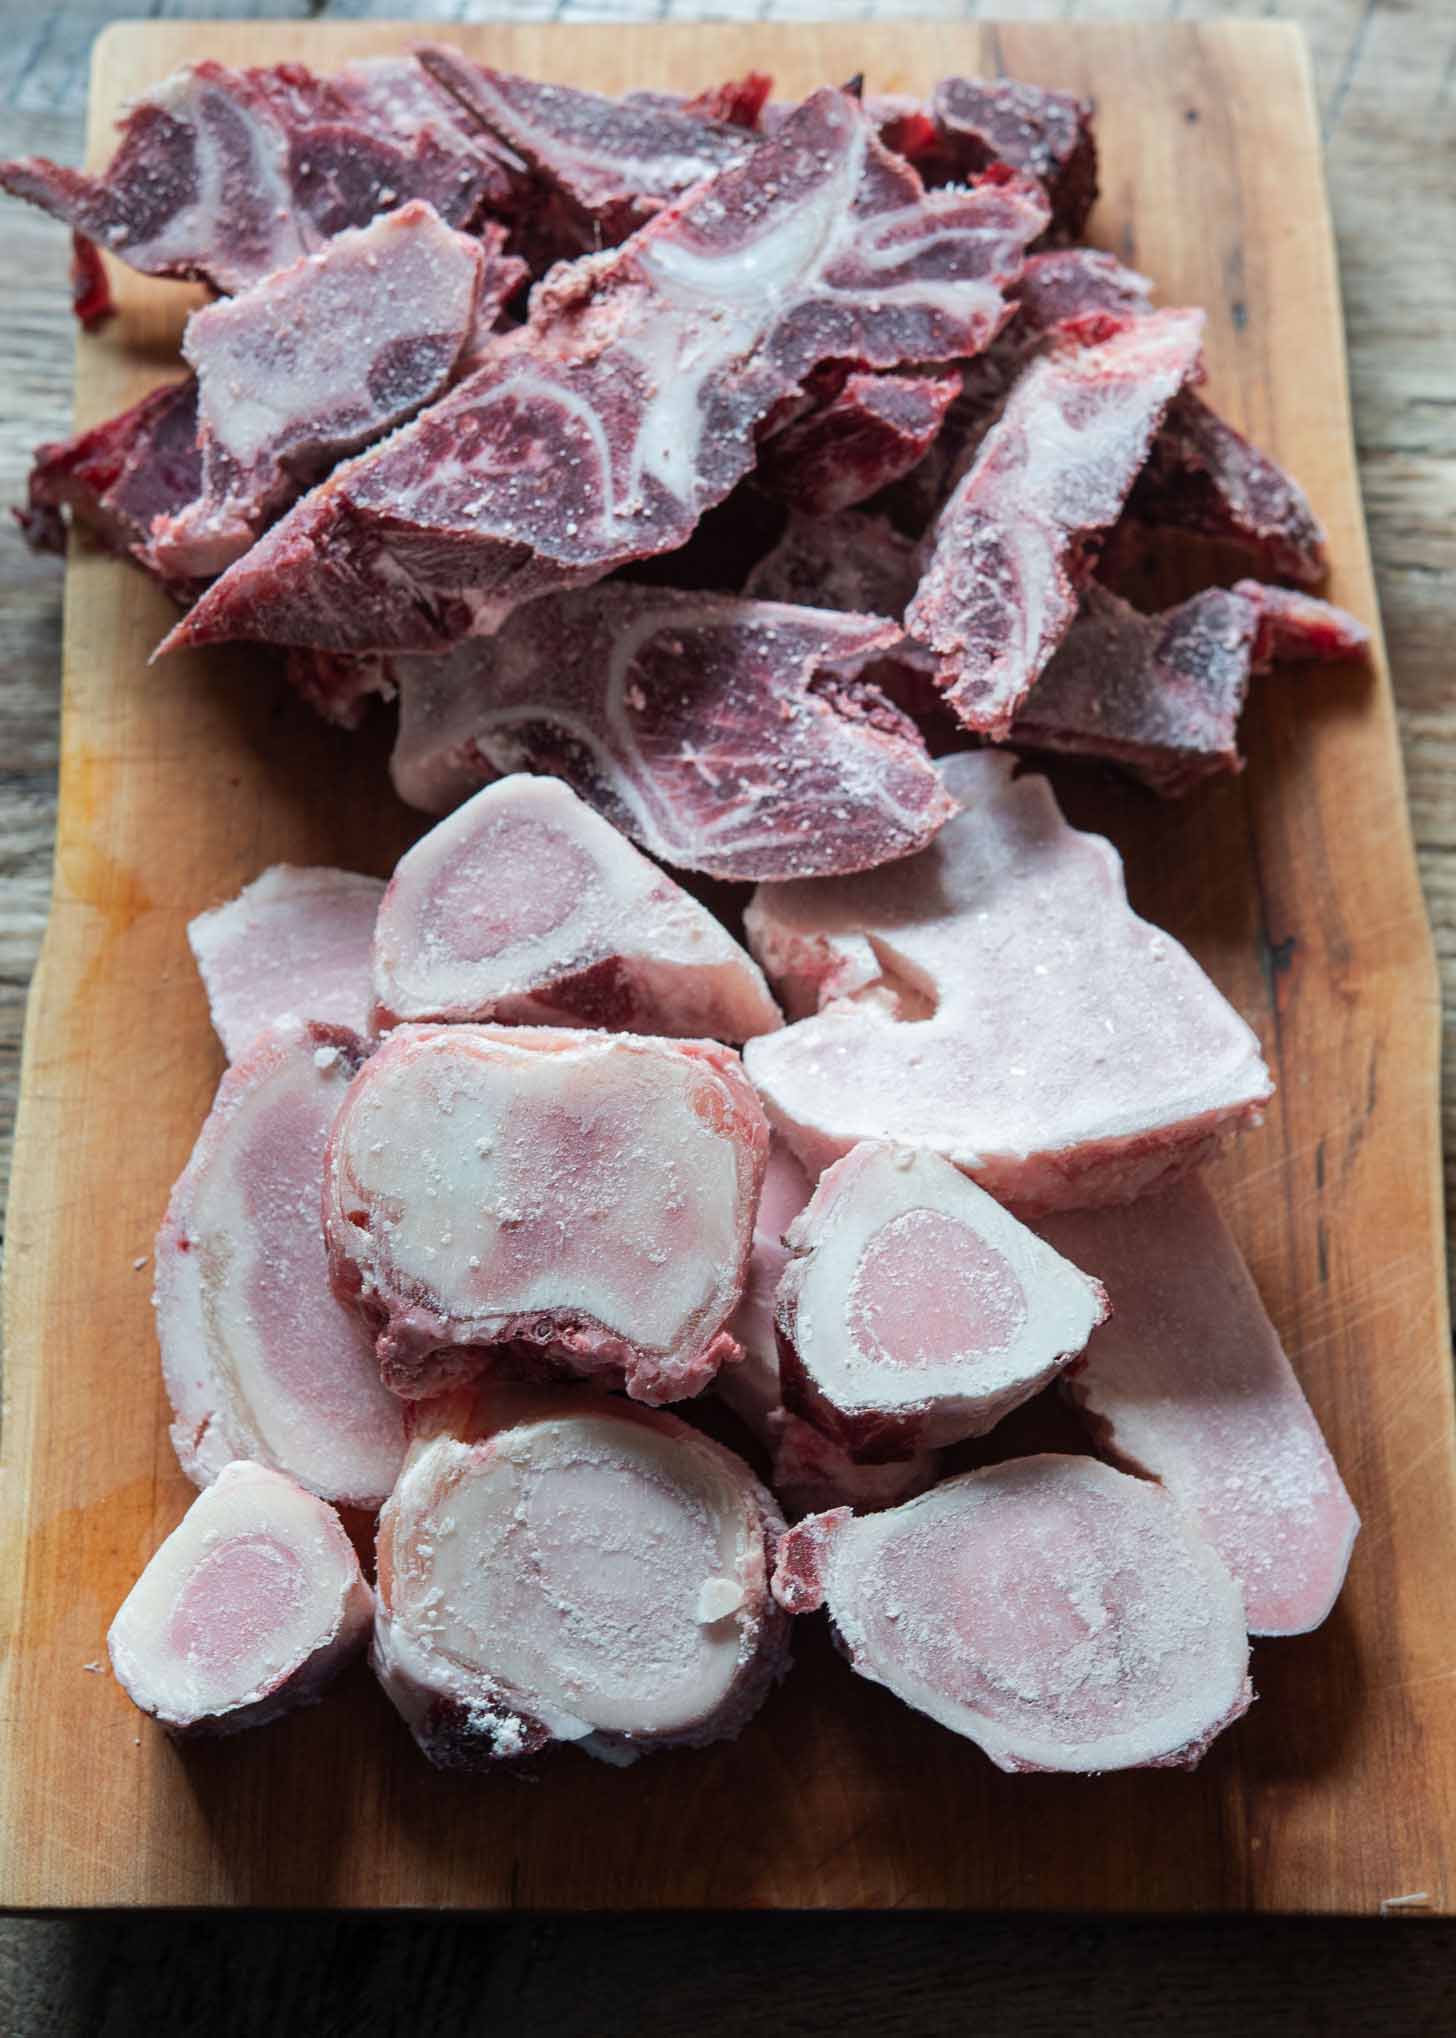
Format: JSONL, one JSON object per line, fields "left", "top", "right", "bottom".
{"left": 0, "top": 0, "right": 1453, "bottom": 1951}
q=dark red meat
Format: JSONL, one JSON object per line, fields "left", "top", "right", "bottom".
{"left": 756, "top": 369, "right": 961, "bottom": 515}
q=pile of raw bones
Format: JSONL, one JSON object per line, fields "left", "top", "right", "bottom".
{"left": 6, "top": 52, "right": 1367, "bottom": 1775}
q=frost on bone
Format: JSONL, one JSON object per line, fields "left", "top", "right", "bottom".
{"left": 905, "top": 309, "right": 1206, "bottom": 738}
{"left": 188, "top": 864, "right": 383, "bottom": 1061}
{"left": 743, "top": 751, "right": 1271, "bottom": 1211}
{"left": 372, "top": 1383, "right": 790, "bottom": 1767}
{"left": 756, "top": 370, "right": 963, "bottom": 517}
{"left": 156, "top": 1018, "right": 407, "bottom": 1510}
{"left": 323, "top": 1023, "right": 768, "bottom": 1404}
{"left": 718, "top": 1141, "right": 940, "bottom": 1515}
{"left": 775, "top": 1141, "right": 1107, "bottom": 1459}
{"left": 159, "top": 89, "right": 1046, "bottom": 658}
{"left": 384, "top": 585, "right": 955, "bottom": 882}
{"left": 108, "top": 1461, "right": 372, "bottom": 1737}
{"left": 371, "top": 773, "right": 780, "bottom": 1043}
{"left": 150, "top": 203, "right": 497, "bottom": 580}
{"left": 1037, "top": 1179, "right": 1360, "bottom": 1637}
{"left": 771, "top": 1454, "right": 1252, "bottom": 1773}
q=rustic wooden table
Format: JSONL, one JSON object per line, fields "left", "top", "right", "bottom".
{"left": 1, "top": 0, "right": 1452, "bottom": 2027}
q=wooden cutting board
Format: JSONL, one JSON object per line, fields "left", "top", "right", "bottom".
{"left": 2, "top": 17, "right": 1451, "bottom": 1914}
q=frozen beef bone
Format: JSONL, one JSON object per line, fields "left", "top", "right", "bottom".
{"left": 905, "top": 309, "right": 1206, "bottom": 739}
{"left": 745, "top": 508, "right": 919, "bottom": 620}
{"left": 772, "top": 1454, "right": 1251, "bottom": 1773}
{"left": 775, "top": 1141, "right": 1107, "bottom": 1459}
{"left": 1010, "top": 579, "right": 1369, "bottom": 796}
{"left": 0, "top": 57, "right": 518, "bottom": 296}
{"left": 420, "top": 50, "right": 758, "bottom": 248}
{"left": 108, "top": 1461, "right": 372, "bottom": 1737}
{"left": 19, "top": 379, "right": 203, "bottom": 595}
{"left": 873, "top": 77, "right": 1097, "bottom": 242}
{"left": 70, "top": 232, "right": 114, "bottom": 329}
{"left": 744, "top": 750, "right": 1271, "bottom": 1210}
{"left": 372, "top": 773, "right": 780, "bottom": 1041}
{"left": 624, "top": 76, "right": 773, "bottom": 133}
{"left": 385, "top": 585, "right": 955, "bottom": 882}
{"left": 150, "top": 203, "right": 503, "bottom": 581}
{"left": 188, "top": 863, "right": 383, "bottom": 1061}
{"left": 324, "top": 1023, "right": 768, "bottom": 1404}
{"left": 718, "top": 1141, "right": 941, "bottom": 1515}
{"left": 159, "top": 89, "right": 1048, "bottom": 658}
{"left": 756, "top": 369, "right": 961, "bottom": 516}
{"left": 1038, "top": 1180, "right": 1360, "bottom": 1637}
{"left": 156, "top": 1019, "right": 406, "bottom": 1510}
{"left": 373, "top": 1384, "right": 789, "bottom": 1767}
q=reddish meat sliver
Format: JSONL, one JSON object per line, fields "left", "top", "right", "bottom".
{"left": 108, "top": 1462, "right": 372, "bottom": 1736}
{"left": 773, "top": 1455, "right": 1251, "bottom": 1773}
{"left": 373, "top": 1385, "right": 789, "bottom": 1766}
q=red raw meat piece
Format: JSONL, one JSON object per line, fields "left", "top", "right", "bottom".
{"left": 775, "top": 1141, "right": 1107, "bottom": 1459}
{"left": 0, "top": 57, "right": 518, "bottom": 296}
{"left": 156, "top": 1018, "right": 406, "bottom": 1510}
{"left": 372, "top": 773, "right": 780, "bottom": 1041}
{"left": 771, "top": 1454, "right": 1252, "bottom": 1773}
{"left": 152, "top": 202, "right": 490, "bottom": 581}
{"left": 871, "top": 77, "right": 1097, "bottom": 241}
{"left": 1037, "top": 1180, "right": 1361, "bottom": 1637}
{"left": 283, "top": 648, "right": 395, "bottom": 730}
{"left": 743, "top": 750, "right": 1271, "bottom": 1209}
{"left": 1010, "top": 579, "right": 1369, "bottom": 796}
{"left": 626, "top": 76, "right": 773, "bottom": 133}
{"left": 108, "top": 1461, "right": 372, "bottom": 1737}
{"left": 19, "top": 378, "right": 203, "bottom": 594}
{"left": 188, "top": 863, "right": 383, "bottom": 1060}
{"left": 373, "top": 1383, "right": 789, "bottom": 1767}
{"left": 160, "top": 89, "right": 1047, "bottom": 658}
{"left": 717, "top": 1141, "right": 941, "bottom": 1515}
{"left": 905, "top": 309, "right": 1205, "bottom": 738}
{"left": 324, "top": 1022, "right": 768, "bottom": 1405}
{"left": 70, "top": 232, "right": 114, "bottom": 329}
{"left": 756, "top": 369, "right": 961, "bottom": 515}
{"left": 420, "top": 50, "right": 758, "bottom": 248}
{"left": 383, "top": 585, "right": 955, "bottom": 882}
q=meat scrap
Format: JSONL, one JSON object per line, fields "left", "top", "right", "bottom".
{"left": 384, "top": 585, "right": 955, "bottom": 882}
{"left": 771, "top": 1454, "right": 1252, "bottom": 1773}
{"left": 372, "top": 774, "right": 780, "bottom": 1042}
{"left": 373, "top": 1384, "right": 789, "bottom": 1768}
{"left": 156, "top": 1018, "right": 407, "bottom": 1510}
{"left": 150, "top": 203, "right": 500, "bottom": 581}
{"left": 718, "top": 1141, "right": 941, "bottom": 1516}
{"left": 108, "top": 1461, "right": 372, "bottom": 1737}
{"left": 323, "top": 1023, "right": 768, "bottom": 1404}
{"left": 744, "top": 750, "right": 1271, "bottom": 1210}
{"left": 70, "top": 232, "right": 114, "bottom": 329}
{"left": 188, "top": 863, "right": 383, "bottom": 1061}
{"left": 1010, "top": 579, "right": 1369, "bottom": 797}
{"left": 1038, "top": 1180, "right": 1360, "bottom": 1637}
{"left": 160, "top": 89, "right": 1048, "bottom": 658}
{"left": 776, "top": 1141, "right": 1108, "bottom": 1460}
{"left": 905, "top": 308, "right": 1206, "bottom": 738}
{"left": 756, "top": 370, "right": 962, "bottom": 516}
{"left": 0, "top": 56, "right": 518, "bottom": 296}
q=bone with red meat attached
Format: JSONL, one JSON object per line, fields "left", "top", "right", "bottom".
{"left": 905, "top": 309, "right": 1206, "bottom": 739}
{"left": 717, "top": 1141, "right": 942, "bottom": 1515}
{"left": 156, "top": 1018, "right": 407, "bottom": 1511}
{"left": 873, "top": 76, "right": 1097, "bottom": 242}
{"left": 755, "top": 370, "right": 962, "bottom": 517}
{"left": 158, "top": 89, "right": 1047, "bottom": 658}
{"left": 775, "top": 1141, "right": 1107, "bottom": 1459}
{"left": 188, "top": 863, "right": 383, "bottom": 1061}
{"left": 371, "top": 774, "right": 779, "bottom": 1041}
{"left": 1037, "top": 1179, "right": 1360, "bottom": 1637}
{"left": 772, "top": 1454, "right": 1252, "bottom": 1773}
{"left": 373, "top": 1383, "right": 790, "bottom": 1767}
{"left": 0, "top": 56, "right": 518, "bottom": 295}
{"left": 744, "top": 751, "right": 1271, "bottom": 1210}
{"left": 108, "top": 1461, "right": 372, "bottom": 1736}
{"left": 383, "top": 585, "right": 955, "bottom": 882}
{"left": 324, "top": 1023, "right": 767, "bottom": 1405}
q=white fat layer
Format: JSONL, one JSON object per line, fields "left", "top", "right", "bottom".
{"left": 786, "top": 1142, "right": 1103, "bottom": 1437}
{"left": 1038, "top": 1181, "right": 1360, "bottom": 1638}
{"left": 107, "top": 1462, "right": 367, "bottom": 1727}
{"left": 821, "top": 1455, "right": 1250, "bottom": 1773}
